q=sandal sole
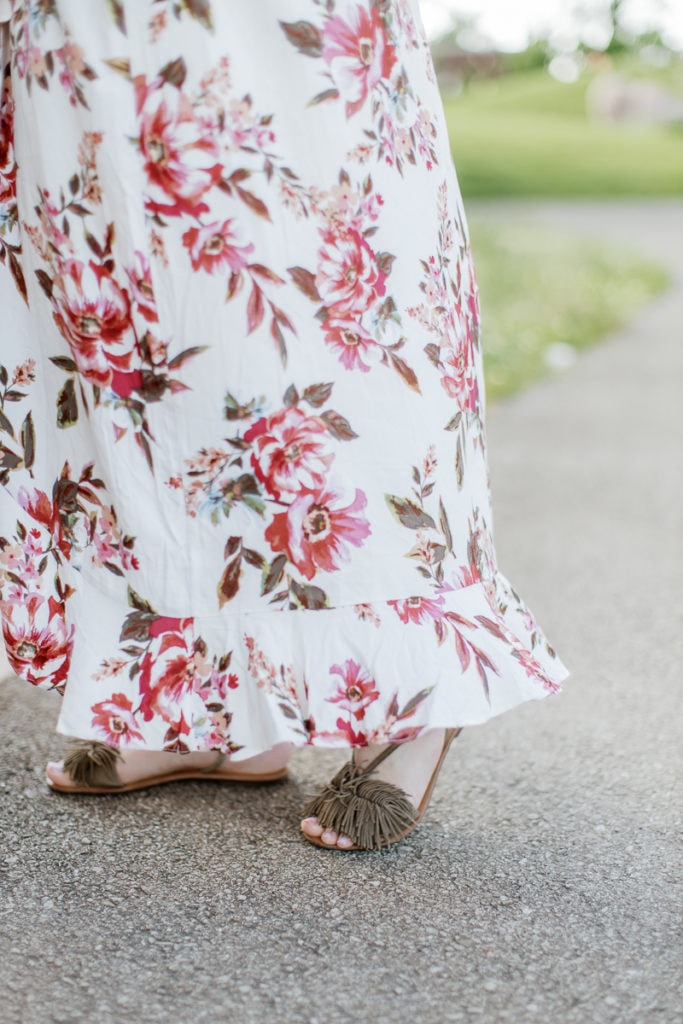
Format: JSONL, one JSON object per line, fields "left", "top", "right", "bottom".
{"left": 46, "top": 766, "right": 289, "bottom": 794}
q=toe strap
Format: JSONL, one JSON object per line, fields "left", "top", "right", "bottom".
{"left": 302, "top": 760, "right": 418, "bottom": 850}
{"left": 62, "top": 741, "right": 123, "bottom": 789}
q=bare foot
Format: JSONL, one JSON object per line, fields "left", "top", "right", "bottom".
{"left": 301, "top": 728, "right": 451, "bottom": 849}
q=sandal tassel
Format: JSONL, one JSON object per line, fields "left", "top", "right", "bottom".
{"left": 302, "top": 758, "right": 419, "bottom": 851}
{"left": 62, "top": 741, "right": 123, "bottom": 789}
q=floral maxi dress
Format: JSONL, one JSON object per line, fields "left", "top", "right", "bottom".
{"left": 0, "top": 0, "right": 567, "bottom": 758}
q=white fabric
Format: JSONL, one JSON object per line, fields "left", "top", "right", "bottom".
{"left": 0, "top": 1, "right": 567, "bottom": 756}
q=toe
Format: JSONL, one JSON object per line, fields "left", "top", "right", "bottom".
{"left": 321, "top": 829, "right": 338, "bottom": 846}
{"left": 337, "top": 834, "right": 354, "bottom": 849}
{"left": 301, "top": 816, "right": 324, "bottom": 838}
{"left": 46, "top": 761, "right": 69, "bottom": 788}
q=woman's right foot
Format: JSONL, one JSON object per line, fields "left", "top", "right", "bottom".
{"left": 46, "top": 742, "right": 293, "bottom": 791}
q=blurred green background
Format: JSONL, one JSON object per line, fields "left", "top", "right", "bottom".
{"left": 445, "top": 58, "right": 683, "bottom": 198}
{"left": 431, "top": 4, "right": 682, "bottom": 396}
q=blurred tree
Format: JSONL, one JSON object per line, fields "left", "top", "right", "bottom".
{"left": 430, "top": 14, "right": 502, "bottom": 88}
{"left": 573, "top": 0, "right": 673, "bottom": 53}
{"left": 609, "top": 1, "right": 626, "bottom": 40}
{"left": 501, "top": 38, "right": 552, "bottom": 73}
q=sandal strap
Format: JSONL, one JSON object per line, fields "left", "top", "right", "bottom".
{"left": 352, "top": 742, "right": 400, "bottom": 775}
{"left": 199, "top": 750, "right": 227, "bottom": 774}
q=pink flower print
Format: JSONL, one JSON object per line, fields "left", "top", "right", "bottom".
{"left": 513, "top": 647, "right": 560, "bottom": 692}
{"left": 1, "top": 595, "right": 73, "bottom": 689}
{"left": 322, "top": 5, "right": 398, "bottom": 118}
{"left": 37, "top": 195, "right": 75, "bottom": 254}
{"left": 244, "top": 406, "right": 334, "bottom": 501}
{"left": 91, "top": 693, "right": 144, "bottom": 746}
{"left": 91, "top": 507, "right": 140, "bottom": 572}
{"left": 28, "top": 46, "right": 47, "bottom": 79}
{"left": 441, "top": 342, "right": 478, "bottom": 412}
{"left": 389, "top": 595, "right": 446, "bottom": 624}
{"left": 16, "top": 486, "right": 69, "bottom": 559}
{"left": 316, "top": 228, "right": 386, "bottom": 317}
{"left": 135, "top": 77, "right": 223, "bottom": 217}
{"left": 329, "top": 181, "right": 361, "bottom": 216}
{"left": 126, "top": 252, "right": 159, "bottom": 324}
{"left": 265, "top": 484, "right": 371, "bottom": 580}
{"left": 323, "top": 315, "right": 377, "bottom": 372}
{"left": 0, "top": 541, "right": 23, "bottom": 576}
{"left": 522, "top": 608, "right": 538, "bottom": 635}
{"left": 11, "top": 359, "right": 37, "bottom": 389}
{"left": 182, "top": 219, "right": 255, "bottom": 275}
{"left": 354, "top": 603, "right": 381, "bottom": 627}
{"left": 51, "top": 260, "right": 136, "bottom": 387}
{"left": 57, "top": 41, "right": 88, "bottom": 104}
{"left": 327, "top": 658, "right": 380, "bottom": 721}
{"left": 245, "top": 635, "right": 278, "bottom": 692}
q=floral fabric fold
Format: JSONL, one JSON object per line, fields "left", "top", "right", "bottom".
{"left": 0, "top": 1, "right": 567, "bottom": 756}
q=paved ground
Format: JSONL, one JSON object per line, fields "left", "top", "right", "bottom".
{"left": 1, "top": 200, "right": 681, "bottom": 1024}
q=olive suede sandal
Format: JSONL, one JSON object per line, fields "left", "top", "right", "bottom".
{"left": 301, "top": 728, "right": 462, "bottom": 851}
{"left": 46, "top": 740, "right": 289, "bottom": 794}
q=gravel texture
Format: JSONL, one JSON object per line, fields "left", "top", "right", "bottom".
{"left": 0, "top": 200, "right": 681, "bottom": 1024}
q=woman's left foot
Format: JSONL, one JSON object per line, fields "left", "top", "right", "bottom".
{"left": 300, "top": 727, "right": 460, "bottom": 850}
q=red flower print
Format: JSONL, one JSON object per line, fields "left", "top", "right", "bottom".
{"left": 216, "top": 673, "right": 239, "bottom": 699}
{"left": 316, "top": 228, "right": 386, "bottom": 317}
{"left": 135, "top": 77, "right": 223, "bottom": 217}
{"left": 148, "top": 614, "right": 185, "bottom": 639}
{"left": 16, "top": 486, "right": 56, "bottom": 532}
{"left": 182, "top": 219, "right": 255, "bottom": 275}
{"left": 0, "top": 84, "right": 16, "bottom": 207}
{"left": 336, "top": 718, "right": 368, "bottom": 746}
{"left": 51, "top": 259, "right": 136, "bottom": 386}
{"left": 1, "top": 595, "right": 73, "bottom": 689}
{"left": 265, "top": 484, "right": 371, "bottom": 579}
{"left": 109, "top": 369, "right": 144, "bottom": 398}
{"left": 91, "top": 692, "right": 144, "bottom": 746}
{"left": 323, "top": 316, "right": 377, "bottom": 372}
{"left": 322, "top": 5, "right": 398, "bottom": 118}
{"left": 244, "top": 406, "right": 334, "bottom": 500}
{"left": 327, "top": 658, "right": 380, "bottom": 720}
{"left": 126, "top": 251, "right": 159, "bottom": 324}
{"left": 138, "top": 619, "right": 196, "bottom": 723}
{"left": 389, "top": 595, "right": 446, "bottom": 624}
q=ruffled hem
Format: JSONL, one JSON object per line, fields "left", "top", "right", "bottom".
{"left": 47, "top": 570, "right": 568, "bottom": 759}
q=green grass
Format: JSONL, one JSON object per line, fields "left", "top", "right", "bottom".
{"left": 470, "top": 220, "right": 669, "bottom": 398}
{"left": 442, "top": 60, "right": 683, "bottom": 197}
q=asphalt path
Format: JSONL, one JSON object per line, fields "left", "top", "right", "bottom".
{"left": 1, "top": 200, "right": 681, "bottom": 1024}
